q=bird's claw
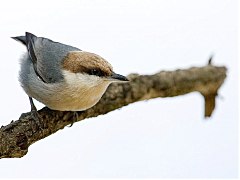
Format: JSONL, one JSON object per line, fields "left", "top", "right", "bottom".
{"left": 31, "top": 109, "right": 44, "bottom": 130}
{"left": 68, "top": 111, "right": 79, "bottom": 127}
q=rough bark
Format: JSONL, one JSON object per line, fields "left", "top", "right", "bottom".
{"left": 0, "top": 64, "right": 227, "bottom": 158}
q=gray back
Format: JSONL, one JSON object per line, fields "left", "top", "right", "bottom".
{"left": 33, "top": 36, "right": 81, "bottom": 83}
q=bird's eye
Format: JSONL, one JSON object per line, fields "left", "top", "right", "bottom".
{"left": 89, "top": 69, "right": 104, "bottom": 77}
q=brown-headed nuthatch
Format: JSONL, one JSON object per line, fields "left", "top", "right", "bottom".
{"left": 12, "top": 32, "right": 128, "bottom": 125}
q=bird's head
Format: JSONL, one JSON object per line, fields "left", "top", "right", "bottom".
{"left": 61, "top": 51, "right": 128, "bottom": 89}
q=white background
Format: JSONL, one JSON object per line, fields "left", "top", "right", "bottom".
{"left": 0, "top": 0, "right": 238, "bottom": 178}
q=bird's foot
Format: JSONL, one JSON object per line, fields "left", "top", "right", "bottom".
{"left": 31, "top": 109, "right": 45, "bottom": 130}
{"left": 68, "top": 111, "right": 79, "bottom": 127}
{"left": 27, "top": 96, "right": 45, "bottom": 130}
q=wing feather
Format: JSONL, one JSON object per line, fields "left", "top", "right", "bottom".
{"left": 12, "top": 32, "right": 81, "bottom": 83}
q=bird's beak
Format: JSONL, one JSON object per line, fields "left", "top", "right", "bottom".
{"left": 110, "top": 72, "right": 129, "bottom": 82}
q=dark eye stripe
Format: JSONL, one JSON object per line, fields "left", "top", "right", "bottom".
{"left": 88, "top": 68, "right": 105, "bottom": 77}
{"left": 70, "top": 64, "right": 109, "bottom": 77}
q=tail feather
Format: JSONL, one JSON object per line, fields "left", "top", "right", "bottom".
{"left": 11, "top": 36, "right": 26, "bottom": 45}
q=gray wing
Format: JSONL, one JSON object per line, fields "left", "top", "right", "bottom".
{"left": 12, "top": 32, "right": 81, "bottom": 83}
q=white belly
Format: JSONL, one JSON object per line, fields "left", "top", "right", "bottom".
{"left": 21, "top": 76, "right": 110, "bottom": 111}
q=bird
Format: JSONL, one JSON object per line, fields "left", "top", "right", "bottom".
{"left": 12, "top": 32, "right": 128, "bottom": 126}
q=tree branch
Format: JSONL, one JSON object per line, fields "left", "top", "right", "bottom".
{"left": 0, "top": 64, "right": 227, "bottom": 158}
